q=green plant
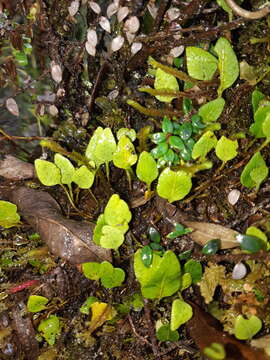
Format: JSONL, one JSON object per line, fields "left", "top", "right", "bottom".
{"left": 38, "top": 315, "right": 61, "bottom": 346}
{"left": 234, "top": 315, "right": 262, "bottom": 340}
{"left": 82, "top": 261, "right": 125, "bottom": 288}
{"left": 186, "top": 46, "right": 218, "bottom": 81}
{"left": 27, "top": 295, "right": 48, "bottom": 313}
{"left": 203, "top": 342, "right": 226, "bottom": 360}
{"left": 154, "top": 68, "right": 179, "bottom": 103}
{"left": 93, "top": 194, "right": 131, "bottom": 249}
{"left": 170, "top": 298, "right": 193, "bottom": 331}
{"left": 198, "top": 97, "right": 225, "bottom": 124}
{"left": 140, "top": 227, "right": 164, "bottom": 267}
{"left": 167, "top": 223, "right": 192, "bottom": 239}
{"left": 136, "top": 151, "right": 158, "bottom": 193}
{"left": 0, "top": 200, "right": 20, "bottom": 228}
{"left": 236, "top": 233, "right": 267, "bottom": 253}
{"left": 156, "top": 321, "right": 179, "bottom": 342}
{"left": 240, "top": 152, "right": 268, "bottom": 189}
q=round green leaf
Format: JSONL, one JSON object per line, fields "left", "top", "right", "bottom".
{"left": 215, "top": 136, "right": 238, "bottom": 162}
{"left": 54, "top": 153, "right": 75, "bottom": 185}
{"left": 82, "top": 262, "right": 102, "bottom": 280}
{"left": 184, "top": 259, "right": 202, "bottom": 284}
{"left": 240, "top": 152, "right": 268, "bottom": 189}
{"left": 162, "top": 117, "right": 174, "bottom": 133}
{"left": 186, "top": 46, "right": 218, "bottom": 81}
{"left": 156, "top": 324, "right": 179, "bottom": 342}
{"left": 117, "top": 128, "right": 136, "bottom": 142}
{"left": 38, "top": 315, "right": 60, "bottom": 346}
{"left": 203, "top": 343, "right": 226, "bottom": 360}
{"left": 157, "top": 168, "right": 192, "bottom": 203}
{"left": 177, "top": 123, "right": 193, "bottom": 140}
{"left": 202, "top": 239, "right": 221, "bottom": 255}
{"left": 170, "top": 299, "right": 193, "bottom": 331}
{"left": 113, "top": 135, "right": 137, "bottom": 170}
{"left": 27, "top": 295, "right": 48, "bottom": 313}
{"left": 149, "top": 227, "right": 161, "bottom": 243}
{"left": 181, "top": 272, "right": 192, "bottom": 290}
{"left": 236, "top": 234, "right": 266, "bottom": 253}
{"left": 192, "top": 131, "right": 217, "bottom": 160}
{"left": 104, "top": 194, "right": 131, "bottom": 227}
{"left": 35, "top": 159, "right": 61, "bottom": 186}
{"left": 169, "top": 136, "right": 185, "bottom": 150}
{"left": 136, "top": 151, "right": 158, "bottom": 187}
{"left": 141, "top": 245, "right": 153, "bottom": 267}
{"left": 101, "top": 267, "right": 125, "bottom": 288}
{"left": 246, "top": 226, "right": 267, "bottom": 243}
{"left": 214, "top": 37, "right": 239, "bottom": 97}
{"left": 154, "top": 68, "right": 179, "bottom": 103}
{"left": 134, "top": 250, "right": 181, "bottom": 299}
{"left": 0, "top": 200, "right": 20, "bottom": 228}
{"left": 250, "top": 104, "right": 270, "bottom": 138}
{"left": 151, "top": 132, "right": 167, "bottom": 144}
{"left": 198, "top": 98, "right": 225, "bottom": 123}
{"left": 234, "top": 315, "right": 262, "bottom": 340}
{"left": 100, "top": 225, "right": 125, "bottom": 249}
{"left": 72, "top": 165, "right": 94, "bottom": 189}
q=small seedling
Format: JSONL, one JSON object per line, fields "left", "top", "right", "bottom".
{"left": 203, "top": 342, "right": 226, "bottom": 360}
{"left": 82, "top": 261, "right": 125, "bottom": 288}
{"left": 0, "top": 200, "right": 20, "bottom": 228}
{"left": 236, "top": 234, "right": 266, "bottom": 253}
{"left": 186, "top": 46, "right": 218, "bottom": 81}
{"left": 184, "top": 259, "right": 202, "bottom": 284}
{"left": 170, "top": 298, "right": 193, "bottom": 331}
{"left": 234, "top": 315, "right": 262, "bottom": 340}
{"left": 38, "top": 315, "right": 61, "bottom": 346}
{"left": 167, "top": 223, "right": 192, "bottom": 239}
{"left": 202, "top": 239, "right": 221, "bottom": 255}
{"left": 240, "top": 152, "right": 268, "bottom": 189}
{"left": 136, "top": 151, "right": 158, "bottom": 195}
{"left": 27, "top": 295, "right": 48, "bottom": 313}
{"left": 156, "top": 323, "right": 179, "bottom": 342}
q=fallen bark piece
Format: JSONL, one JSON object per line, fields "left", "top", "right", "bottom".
{"left": 10, "top": 187, "right": 111, "bottom": 264}
{"left": 187, "top": 301, "right": 268, "bottom": 360}
{"left": 0, "top": 155, "right": 35, "bottom": 180}
{"left": 156, "top": 196, "right": 239, "bottom": 249}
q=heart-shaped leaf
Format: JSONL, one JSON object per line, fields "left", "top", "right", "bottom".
{"left": 170, "top": 299, "right": 193, "bottom": 331}
{"left": 234, "top": 315, "right": 262, "bottom": 340}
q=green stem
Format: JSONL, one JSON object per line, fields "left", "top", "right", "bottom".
{"left": 88, "top": 189, "right": 98, "bottom": 204}
{"left": 138, "top": 87, "right": 202, "bottom": 99}
{"left": 127, "top": 100, "right": 183, "bottom": 118}
{"left": 256, "top": 139, "right": 270, "bottom": 152}
{"left": 105, "top": 162, "right": 110, "bottom": 181}
{"left": 60, "top": 184, "right": 80, "bottom": 212}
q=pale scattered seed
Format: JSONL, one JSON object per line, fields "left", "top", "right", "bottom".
{"left": 170, "top": 45, "right": 185, "bottom": 58}
{"left": 68, "top": 0, "right": 80, "bottom": 17}
{"left": 6, "top": 98, "right": 19, "bottom": 117}
{"left": 131, "top": 42, "right": 142, "bottom": 55}
{"left": 99, "top": 16, "right": 111, "bottom": 33}
{"left": 228, "top": 189, "right": 241, "bottom": 205}
{"left": 48, "top": 105, "right": 59, "bottom": 116}
{"left": 117, "top": 6, "right": 129, "bottom": 22}
{"left": 56, "top": 88, "right": 65, "bottom": 97}
{"left": 89, "top": 1, "right": 101, "bottom": 14}
{"left": 166, "top": 7, "right": 180, "bottom": 21}
{"left": 124, "top": 16, "right": 140, "bottom": 33}
{"left": 126, "top": 31, "right": 135, "bottom": 44}
{"left": 108, "top": 90, "right": 119, "bottom": 100}
{"left": 107, "top": 2, "right": 118, "bottom": 17}
{"left": 85, "top": 41, "right": 96, "bottom": 56}
{"left": 87, "top": 29, "right": 98, "bottom": 46}
{"left": 50, "top": 61, "right": 62, "bottom": 83}
{"left": 232, "top": 262, "right": 247, "bottom": 280}
{"left": 110, "top": 35, "right": 124, "bottom": 52}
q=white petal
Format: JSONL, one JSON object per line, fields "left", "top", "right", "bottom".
{"left": 170, "top": 46, "right": 185, "bottom": 58}
{"left": 48, "top": 105, "right": 59, "bottom": 116}
{"left": 131, "top": 42, "right": 142, "bottom": 55}
{"left": 110, "top": 35, "right": 124, "bottom": 52}
{"left": 68, "top": 0, "right": 80, "bottom": 17}
{"left": 50, "top": 61, "right": 62, "bottom": 83}
{"left": 117, "top": 6, "right": 129, "bottom": 22}
{"left": 87, "top": 29, "right": 97, "bottom": 46}
{"left": 99, "top": 16, "right": 111, "bottom": 33}
{"left": 166, "top": 7, "right": 180, "bottom": 21}
{"left": 6, "top": 98, "right": 19, "bottom": 117}
{"left": 107, "top": 3, "right": 118, "bottom": 18}
{"left": 228, "top": 189, "right": 241, "bottom": 205}
{"left": 89, "top": 1, "right": 101, "bottom": 14}
{"left": 232, "top": 262, "right": 247, "bottom": 280}
{"left": 85, "top": 41, "right": 96, "bottom": 56}
{"left": 124, "top": 16, "right": 140, "bottom": 33}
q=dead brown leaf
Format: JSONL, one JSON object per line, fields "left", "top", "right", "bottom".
{"left": 156, "top": 196, "right": 239, "bottom": 249}
{"left": 0, "top": 155, "right": 35, "bottom": 180}
{"left": 9, "top": 187, "right": 111, "bottom": 264}
{"left": 187, "top": 301, "right": 268, "bottom": 360}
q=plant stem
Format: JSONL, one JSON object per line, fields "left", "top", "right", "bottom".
{"left": 127, "top": 100, "right": 183, "bottom": 118}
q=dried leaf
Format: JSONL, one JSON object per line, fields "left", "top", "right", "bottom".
{"left": 107, "top": 2, "right": 118, "bottom": 18}
{"left": 187, "top": 301, "right": 268, "bottom": 360}
{"left": 0, "top": 155, "right": 35, "bottom": 180}
{"left": 68, "top": 0, "right": 79, "bottom": 16}
{"left": 6, "top": 97, "right": 19, "bottom": 116}
{"left": 156, "top": 197, "right": 239, "bottom": 249}
{"left": 9, "top": 187, "right": 111, "bottom": 264}
{"left": 87, "top": 29, "right": 98, "bottom": 46}
{"left": 50, "top": 61, "right": 62, "bottom": 83}
{"left": 117, "top": 6, "right": 129, "bottom": 22}
{"left": 85, "top": 41, "right": 96, "bottom": 56}
{"left": 99, "top": 16, "right": 111, "bottom": 33}
{"left": 89, "top": 1, "right": 101, "bottom": 14}
{"left": 124, "top": 16, "right": 140, "bottom": 34}
{"left": 87, "top": 302, "right": 116, "bottom": 335}
{"left": 110, "top": 35, "right": 124, "bottom": 52}
{"left": 198, "top": 264, "right": 226, "bottom": 304}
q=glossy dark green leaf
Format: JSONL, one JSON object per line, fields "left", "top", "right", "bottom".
{"left": 178, "top": 123, "right": 193, "bottom": 140}
{"left": 185, "top": 138, "right": 195, "bottom": 151}
{"left": 156, "top": 142, "right": 169, "bottom": 156}
{"left": 191, "top": 114, "right": 205, "bottom": 131}
{"left": 252, "top": 89, "right": 266, "bottom": 114}
{"left": 173, "top": 57, "right": 183, "bottom": 68}
{"left": 151, "top": 132, "right": 167, "bottom": 144}
{"left": 141, "top": 245, "right": 153, "bottom": 267}
{"left": 183, "top": 98, "right": 193, "bottom": 114}
{"left": 236, "top": 234, "right": 267, "bottom": 253}
{"left": 202, "top": 239, "right": 221, "bottom": 255}
{"left": 167, "top": 223, "right": 192, "bottom": 239}
{"left": 180, "top": 147, "right": 192, "bottom": 162}
{"left": 173, "top": 153, "right": 180, "bottom": 165}
{"left": 149, "top": 227, "right": 161, "bottom": 243}
{"left": 150, "top": 243, "right": 164, "bottom": 251}
{"left": 184, "top": 259, "right": 202, "bottom": 283}
{"left": 169, "top": 135, "right": 185, "bottom": 150}
{"left": 162, "top": 117, "right": 174, "bottom": 133}
{"left": 164, "top": 149, "right": 175, "bottom": 164}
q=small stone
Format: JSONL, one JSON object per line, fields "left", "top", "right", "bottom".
{"left": 89, "top": 1, "right": 101, "bottom": 14}
{"left": 50, "top": 61, "right": 62, "bottom": 83}
{"left": 110, "top": 35, "right": 124, "bottom": 52}
{"left": 232, "top": 262, "right": 247, "bottom": 280}
{"left": 228, "top": 189, "right": 241, "bottom": 205}
{"left": 131, "top": 42, "right": 142, "bottom": 55}
{"left": 117, "top": 6, "right": 129, "bottom": 22}
{"left": 68, "top": 0, "right": 80, "bottom": 16}
{"left": 99, "top": 16, "right": 111, "bottom": 33}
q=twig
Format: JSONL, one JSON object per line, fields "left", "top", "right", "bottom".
{"left": 192, "top": 250, "right": 270, "bottom": 263}
{"left": 144, "top": 299, "right": 160, "bottom": 358}
{"left": 127, "top": 314, "right": 151, "bottom": 346}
